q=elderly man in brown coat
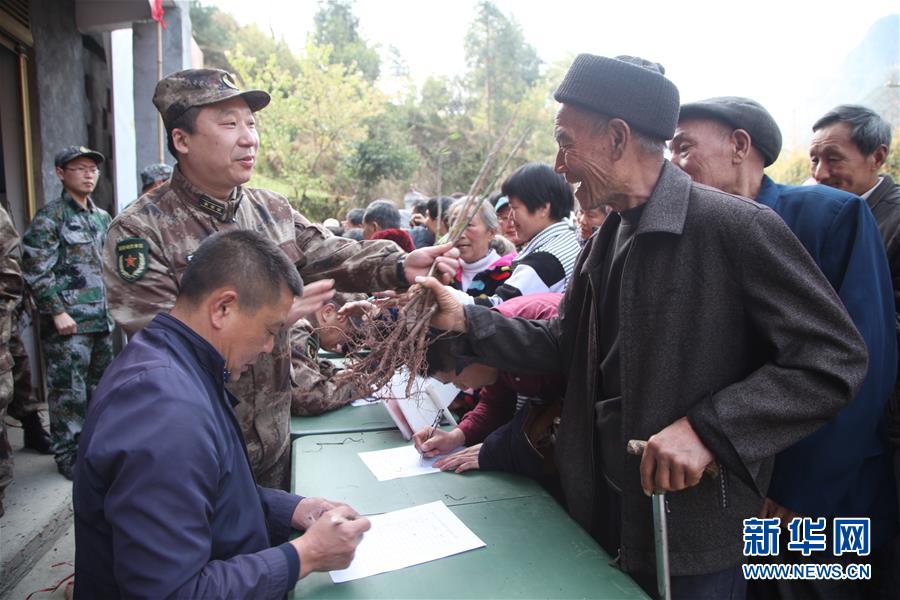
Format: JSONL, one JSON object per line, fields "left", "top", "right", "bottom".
{"left": 418, "top": 54, "right": 867, "bottom": 599}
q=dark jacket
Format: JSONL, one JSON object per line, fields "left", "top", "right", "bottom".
{"left": 73, "top": 313, "right": 303, "bottom": 599}
{"left": 865, "top": 174, "right": 900, "bottom": 442}
{"left": 756, "top": 177, "right": 897, "bottom": 548}
{"left": 458, "top": 161, "right": 867, "bottom": 576}
{"left": 867, "top": 174, "right": 900, "bottom": 338}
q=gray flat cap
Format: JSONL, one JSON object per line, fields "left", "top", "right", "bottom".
{"left": 679, "top": 96, "right": 783, "bottom": 166}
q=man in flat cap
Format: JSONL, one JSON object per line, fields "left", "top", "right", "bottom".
{"left": 672, "top": 97, "right": 897, "bottom": 597}
{"left": 102, "top": 68, "right": 457, "bottom": 489}
{"left": 416, "top": 55, "right": 868, "bottom": 598}
{"left": 21, "top": 145, "right": 113, "bottom": 479}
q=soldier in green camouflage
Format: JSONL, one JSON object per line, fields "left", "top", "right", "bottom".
{"left": 290, "top": 292, "right": 372, "bottom": 416}
{"left": 1, "top": 203, "right": 24, "bottom": 515}
{"left": 21, "top": 146, "right": 114, "bottom": 479}
{"left": 102, "top": 69, "right": 457, "bottom": 490}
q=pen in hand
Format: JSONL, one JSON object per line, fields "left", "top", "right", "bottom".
{"left": 425, "top": 409, "right": 443, "bottom": 444}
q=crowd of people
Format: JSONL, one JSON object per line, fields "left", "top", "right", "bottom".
{"left": 0, "top": 53, "right": 898, "bottom": 599}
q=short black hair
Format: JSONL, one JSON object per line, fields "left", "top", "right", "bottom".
{"left": 424, "top": 333, "right": 474, "bottom": 377}
{"left": 166, "top": 106, "right": 202, "bottom": 159}
{"left": 178, "top": 230, "right": 303, "bottom": 312}
{"left": 812, "top": 105, "right": 892, "bottom": 157}
{"left": 345, "top": 208, "right": 365, "bottom": 226}
{"left": 363, "top": 200, "right": 401, "bottom": 230}
{"left": 411, "top": 199, "right": 428, "bottom": 215}
{"left": 501, "top": 163, "right": 574, "bottom": 221}
{"left": 427, "top": 196, "right": 454, "bottom": 223}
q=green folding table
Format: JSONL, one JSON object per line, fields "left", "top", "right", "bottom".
{"left": 289, "top": 430, "right": 649, "bottom": 599}
{"left": 291, "top": 429, "right": 546, "bottom": 513}
{"left": 290, "top": 402, "right": 397, "bottom": 440}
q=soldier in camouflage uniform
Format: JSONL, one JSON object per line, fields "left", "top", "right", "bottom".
{"left": 139, "top": 162, "right": 173, "bottom": 195}
{"left": 22, "top": 146, "right": 114, "bottom": 479}
{"left": 290, "top": 292, "right": 370, "bottom": 416}
{"left": 1, "top": 203, "right": 25, "bottom": 515}
{"left": 102, "top": 69, "right": 457, "bottom": 490}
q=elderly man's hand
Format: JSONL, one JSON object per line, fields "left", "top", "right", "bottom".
{"left": 292, "top": 505, "right": 370, "bottom": 578}
{"left": 639, "top": 416, "right": 715, "bottom": 495}
{"left": 291, "top": 496, "right": 348, "bottom": 530}
{"left": 286, "top": 279, "right": 335, "bottom": 326}
{"left": 413, "top": 276, "right": 467, "bottom": 332}
{"left": 434, "top": 444, "right": 482, "bottom": 473}
{"left": 403, "top": 243, "right": 460, "bottom": 285}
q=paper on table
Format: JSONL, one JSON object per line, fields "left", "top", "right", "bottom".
{"left": 330, "top": 501, "right": 485, "bottom": 583}
{"left": 358, "top": 444, "right": 462, "bottom": 481}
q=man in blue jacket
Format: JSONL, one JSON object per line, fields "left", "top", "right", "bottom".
{"left": 672, "top": 97, "right": 897, "bottom": 597}
{"left": 73, "top": 230, "right": 370, "bottom": 599}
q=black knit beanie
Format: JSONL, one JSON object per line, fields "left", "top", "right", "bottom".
{"left": 554, "top": 54, "right": 680, "bottom": 141}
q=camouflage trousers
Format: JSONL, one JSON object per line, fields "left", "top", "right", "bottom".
{"left": 41, "top": 329, "right": 113, "bottom": 466}
{"left": 1, "top": 368, "right": 13, "bottom": 502}
{"left": 6, "top": 327, "right": 41, "bottom": 421}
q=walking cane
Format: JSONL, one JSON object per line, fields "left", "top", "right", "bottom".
{"left": 626, "top": 440, "right": 720, "bottom": 600}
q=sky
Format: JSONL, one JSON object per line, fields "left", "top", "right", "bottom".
{"left": 207, "top": 0, "right": 898, "bottom": 151}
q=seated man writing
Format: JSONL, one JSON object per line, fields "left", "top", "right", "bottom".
{"left": 73, "top": 230, "right": 370, "bottom": 599}
{"left": 413, "top": 292, "right": 563, "bottom": 479}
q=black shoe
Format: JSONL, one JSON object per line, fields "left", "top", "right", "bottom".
{"left": 57, "top": 460, "right": 74, "bottom": 480}
{"left": 22, "top": 413, "right": 53, "bottom": 455}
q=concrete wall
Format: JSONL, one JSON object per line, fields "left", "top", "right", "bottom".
{"left": 29, "top": 0, "right": 88, "bottom": 210}
{"left": 133, "top": 0, "right": 192, "bottom": 172}
{"left": 81, "top": 32, "right": 114, "bottom": 212}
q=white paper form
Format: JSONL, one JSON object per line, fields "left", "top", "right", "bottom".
{"left": 330, "top": 501, "right": 486, "bottom": 583}
{"left": 358, "top": 444, "right": 462, "bottom": 481}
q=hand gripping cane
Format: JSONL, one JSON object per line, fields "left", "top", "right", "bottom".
{"left": 626, "top": 440, "right": 720, "bottom": 600}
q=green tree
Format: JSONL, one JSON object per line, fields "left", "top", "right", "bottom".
{"left": 229, "top": 42, "right": 383, "bottom": 217}
{"left": 313, "top": 0, "right": 381, "bottom": 82}
{"left": 464, "top": 1, "right": 540, "bottom": 141}
{"left": 190, "top": 2, "right": 298, "bottom": 77}
{"left": 345, "top": 106, "right": 419, "bottom": 198}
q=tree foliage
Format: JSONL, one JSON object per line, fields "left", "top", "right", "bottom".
{"left": 313, "top": 0, "right": 381, "bottom": 82}
{"left": 189, "top": 1, "right": 560, "bottom": 218}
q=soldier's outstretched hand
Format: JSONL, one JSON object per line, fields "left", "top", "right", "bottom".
{"left": 287, "top": 279, "right": 335, "bottom": 326}
{"left": 403, "top": 243, "right": 460, "bottom": 285}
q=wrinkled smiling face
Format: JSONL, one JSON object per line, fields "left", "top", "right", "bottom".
{"left": 553, "top": 104, "right": 618, "bottom": 211}
{"left": 809, "top": 122, "right": 880, "bottom": 197}
{"left": 669, "top": 118, "right": 737, "bottom": 191}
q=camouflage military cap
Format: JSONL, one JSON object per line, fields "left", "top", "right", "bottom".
{"left": 153, "top": 68, "right": 271, "bottom": 130}
{"left": 54, "top": 146, "right": 105, "bottom": 168}
{"left": 139, "top": 163, "right": 173, "bottom": 188}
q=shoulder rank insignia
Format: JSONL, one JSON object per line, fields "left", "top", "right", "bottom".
{"left": 116, "top": 237, "right": 149, "bottom": 282}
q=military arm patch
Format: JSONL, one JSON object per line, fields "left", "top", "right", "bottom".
{"left": 116, "top": 237, "right": 149, "bottom": 282}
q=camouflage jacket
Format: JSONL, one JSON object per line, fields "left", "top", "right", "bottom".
{"left": 102, "top": 166, "right": 406, "bottom": 478}
{"left": 1, "top": 204, "right": 23, "bottom": 373}
{"left": 289, "top": 320, "right": 366, "bottom": 416}
{"left": 21, "top": 192, "right": 112, "bottom": 334}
